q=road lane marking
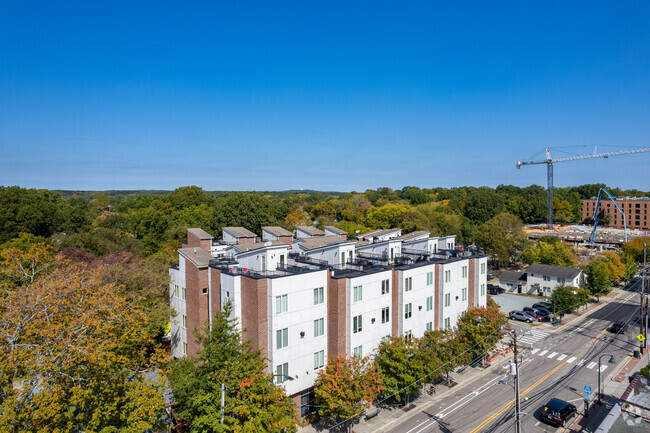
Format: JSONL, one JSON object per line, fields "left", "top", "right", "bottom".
{"left": 548, "top": 352, "right": 558, "bottom": 359}
{"left": 590, "top": 327, "right": 609, "bottom": 343}
{"left": 600, "top": 365, "right": 608, "bottom": 373}
{"left": 557, "top": 354, "right": 567, "bottom": 361}
{"left": 566, "top": 356, "right": 577, "bottom": 364}
{"left": 539, "top": 350, "right": 548, "bottom": 356}
{"left": 531, "top": 348, "right": 540, "bottom": 354}
{"left": 587, "top": 362, "right": 597, "bottom": 370}
{"left": 435, "top": 372, "right": 515, "bottom": 418}
{"left": 468, "top": 362, "right": 566, "bottom": 433}
{"left": 404, "top": 419, "right": 431, "bottom": 433}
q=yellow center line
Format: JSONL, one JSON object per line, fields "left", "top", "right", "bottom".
{"left": 589, "top": 327, "right": 609, "bottom": 343}
{"left": 468, "top": 362, "right": 566, "bottom": 433}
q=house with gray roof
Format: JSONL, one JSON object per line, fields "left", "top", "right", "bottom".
{"left": 295, "top": 225, "right": 325, "bottom": 239}
{"left": 262, "top": 226, "right": 294, "bottom": 245}
{"left": 499, "top": 264, "right": 584, "bottom": 295}
{"left": 222, "top": 227, "right": 258, "bottom": 245}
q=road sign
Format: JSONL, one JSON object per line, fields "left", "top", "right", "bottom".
{"left": 585, "top": 394, "right": 590, "bottom": 402}
{"left": 638, "top": 334, "right": 646, "bottom": 342}
{"left": 584, "top": 385, "right": 592, "bottom": 394}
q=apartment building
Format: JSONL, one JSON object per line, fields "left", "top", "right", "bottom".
{"left": 582, "top": 196, "right": 650, "bottom": 229}
{"left": 169, "top": 226, "right": 487, "bottom": 415}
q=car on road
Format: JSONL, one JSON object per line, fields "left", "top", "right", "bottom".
{"left": 540, "top": 398, "right": 577, "bottom": 427}
{"left": 509, "top": 310, "right": 535, "bottom": 323}
{"left": 610, "top": 321, "right": 628, "bottom": 334}
{"left": 487, "top": 284, "right": 503, "bottom": 295}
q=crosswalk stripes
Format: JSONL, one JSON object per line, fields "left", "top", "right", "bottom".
{"left": 578, "top": 359, "right": 586, "bottom": 366}
{"left": 547, "top": 352, "right": 558, "bottom": 359}
{"left": 557, "top": 354, "right": 567, "bottom": 361}
{"left": 566, "top": 357, "right": 577, "bottom": 363}
{"left": 518, "top": 329, "right": 549, "bottom": 346}
{"left": 600, "top": 365, "right": 608, "bottom": 372}
{"left": 539, "top": 350, "right": 549, "bottom": 356}
{"left": 531, "top": 348, "right": 540, "bottom": 355}
{"left": 587, "top": 361, "right": 597, "bottom": 370}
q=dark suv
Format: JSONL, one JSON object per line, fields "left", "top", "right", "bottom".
{"left": 540, "top": 398, "right": 577, "bottom": 427}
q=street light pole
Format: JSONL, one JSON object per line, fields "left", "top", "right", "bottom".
{"left": 512, "top": 332, "right": 521, "bottom": 433}
{"left": 597, "top": 354, "right": 616, "bottom": 404}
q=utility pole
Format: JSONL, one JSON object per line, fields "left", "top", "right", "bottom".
{"left": 512, "top": 332, "right": 521, "bottom": 433}
{"left": 643, "top": 236, "right": 647, "bottom": 351}
{"left": 220, "top": 383, "right": 225, "bottom": 424}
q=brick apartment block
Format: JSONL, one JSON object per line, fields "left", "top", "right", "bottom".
{"left": 169, "top": 226, "right": 488, "bottom": 416}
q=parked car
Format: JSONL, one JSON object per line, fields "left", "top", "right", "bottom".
{"left": 539, "top": 299, "right": 553, "bottom": 309}
{"left": 522, "top": 307, "right": 544, "bottom": 321}
{"left": 540, "top": 398, "right": 577, "bottom": 427}
{"left": 487, "top": 273, "right": 495, "bottom": 280}
{"left": 532, "top": 303, "right": 553, "bottom": 315}
{"left": 487, "top": 284, "right": 503, "bottom": 295}
{"left": 509, "top": 310, "right": 535, "bottom": 323}
{"left": 610, "top": 321, "right": 628, "bottom": 334}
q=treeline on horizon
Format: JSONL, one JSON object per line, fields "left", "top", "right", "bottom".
{"left": 1, "top": 183, "right": 648, "bottom": 259}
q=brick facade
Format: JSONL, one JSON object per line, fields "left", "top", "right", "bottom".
{"left": 184, "top": 257, "right": 210, "bottom": 358}
{"left": 468, "top": 258, "right": 476, "bottom": 308}
{"left": 327, "top": 275, "right": 347, "bottom": 357}
{"left": 240, "top": 276, "right": 269, "bottom": 361}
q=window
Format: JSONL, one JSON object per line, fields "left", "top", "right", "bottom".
{"left": 426, "top": 271, "right": 433, "bottom": 285}
{"left": 480, "top": 284, "right": 485, "bottom": 296}
{"left": 181, "top": 315, "right": 187, "bottom": 328}
{"left": 276, "top": 294, "right": 288, "bottom": 314}
{"left": 382, "top": 336, "right": 391, "bottom": 343}
{"left": 314, "top": 350, "right": 324, "bottom": 369}
{"left": 202, "top": 288, "right": 208, "bottom": 295}
{"left": 353, "top": 285, "right": 363, "bottom": 302}
{"left": 174, "top": 285, "right": 179, "bottom": 298}
{"left": 353, "top": 315, "right": 363, "bottom": 333}
{"left": 341, "top": 251, "right": 346, "bottom": 265}
{"left": 182, "top": 342, "right": 187, "bottom": 356}
{"left": 444, "top": 293, "right": 451, "bottom": 307}
{"left": 444, "top": 317, "right": 451, "bottom": 330}
{"left": 353, "top": 346, "right": 363, "bottom": 358}
{"left": 558, "top": 278, "right": 565, "bottom": 284}
{"left": 276, "top": 363, "right": 289, "bottom": 383}
{"left": 480, "top": 263, "right": 486, "bottom": 274}
{"left": 462, "top": 266, "right": 468, "bottom": 278}
{"left": 381, "top": 279, "right": 390, "bottom": 295}
{"left": 426, "top": 296, "right": 433, "bottom": 311}
{"left": 462, "top": 288, "right": 467, "bottom": 301}
{"left": 445, "top": 270, "right": 451, "bottom": 283}
{"left": 405, "top": 303, "right": 412, "bottom": 319}
{"left": 404, "top": 277, "right": 412, "bottom": 291}
{"left": 543, "top": 275, "right": 550, "bottom": 282}
{"left": 314, "top": 287, "right": 324, "bottom": 305}
{"left": 405, "top": 330, "right": 412, "bottom": 340}
{"left": 181, "top": 287, "right": 186, "bottom": 300}
{"left": 276, "top": 328, "right": 288, "bottom": 349}
{"left": 261, "top": 255, "right": 266, "bottom": 271}
{"left": 381, "top": 307, "right": 390, "bottom": 323}
{"left": 314, "top": 318, "right": 324, "bottom": 337}
{"left": 426, "top": 322, "right": 433, "bottom": 331}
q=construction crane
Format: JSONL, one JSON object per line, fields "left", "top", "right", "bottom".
{"left": 588, "top": 188, "right": 627, "bottom": 244}
{"left": 516, "top": 146, "right": 650, "bottom": 229}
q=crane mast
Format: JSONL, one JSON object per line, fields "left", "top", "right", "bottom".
{"left": 516, "top": 146, "right": 650, "bottom": 229}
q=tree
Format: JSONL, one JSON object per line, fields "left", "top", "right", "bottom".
{"left": 600, "top": 251, "right": 626, "bottom": 285}
{"left": 364, "top": 203, "right": 414, "bottom": 229}
{"left": 421, "top": 329, "right": 468, "bottom": 382}
{"left": 476, "top": 213, "right": 529, "bottom": 267}
{"left": 314, "top": 355, "right": 383, "bottom": 432}
{"left": 622, "top": 238, "right": 647, "bottom": 263}
{"left": 551, "top": 284, "right": 578, "bottom": 317}
{"left": 169, "top": 300, "right": 298, "bottom": 433}
{"left": 457, "top": 306, "right": 508, "bottom": 360}
{"left": 375, "top": 336, "right": 426, "bottom": 403}
{"left": 585, "top": 260, "right": 613, "bottom": 301}
{"left": 461, "top": 187, "right": 504, "bottom": 225}
{"left": 0, "top": 239, "right": 56, "bottom": 289}
{"left": 522, "top": 236, "right": 576, "bottom": 267}
{"left": 0, "top": 261, "right": 167, "bottom": 432}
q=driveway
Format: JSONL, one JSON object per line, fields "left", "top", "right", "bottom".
{"left": 490, "top": 292, "right": 548, "bottom": 315}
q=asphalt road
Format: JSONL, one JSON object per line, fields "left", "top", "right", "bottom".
{"left": 385, "top": 278, "right": 645, "bottom": 433}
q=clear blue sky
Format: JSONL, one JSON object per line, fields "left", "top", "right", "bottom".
{"left": 1, "top": 1, "right": 649, "bottom": 191}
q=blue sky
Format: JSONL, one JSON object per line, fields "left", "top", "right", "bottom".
{"left": 1, "top": 1, "right": 649, "bottom": 191}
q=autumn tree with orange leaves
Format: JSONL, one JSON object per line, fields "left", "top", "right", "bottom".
{"left": 313, "top": 355, "right": 383, "bottom": 432}
{"left": 0, "top": 243, "right": 169, "bottom": 432}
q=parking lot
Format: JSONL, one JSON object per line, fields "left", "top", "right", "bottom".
{"left": 490, "top": 292, "right": 551, "bottom": 316}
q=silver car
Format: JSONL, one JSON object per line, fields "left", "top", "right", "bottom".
{"left": 509, "top": 310, "right": 535, "bottom": 323}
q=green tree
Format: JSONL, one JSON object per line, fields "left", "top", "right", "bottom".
{"left": 551, "top": 284, "right": 578, "bottom": 317}
{"left": 375, "top": 336, "right": 426, "bottom": 402}
{"left": 421, "top": 329, "right": 468, "bottom": 382}
{"left": 585, "top": 260, "right": 613, "bottom": 301}
{"left": 314, "top": 355, "right": 383, "bottom": 433}
{"left": 169, "top": 301, "right": 297, "bottom": 433}
{"left": 457, "top": 306, "right": 508, "bottom": 360}
{"left": 476, "top": 213, "right": 528, "bottom": 267}
{"left": 364, "top": 203, "right": 414, "bottom": 229}
{"left": 461, "top": 187, "right": 504, "bottom": 224}
{"left": 521, "top": 236, "right": 576, "bottom": 267}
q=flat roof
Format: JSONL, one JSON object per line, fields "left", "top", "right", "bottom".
{"left": 296, "top": 236, "right": 354, "bottom": 251}
{"left": 178, "top": 247, "right": 213, "bottom": 267}
{"left": 296, "top": 226, "right": 325, "bottom": 236}
{"left": 263, "top": 226, "right": 293, "bottom": 236}
{"left": 233, "top": 241, "right": 287, "bottom": 254}
{"left": 395, "top": 231, "right": 430, "bottom": 241}
{"left": 324, "top": 226, "right": 347, "bottom": 235}
{"left": 223, "top": 226, "right": 257, "bottom": 238}
{"left": 188, "top": 228, "right": 214, "bottom": 240}
{"left": 527, "top": 263, "right": 582, "bottom": 279}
